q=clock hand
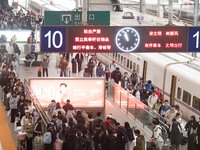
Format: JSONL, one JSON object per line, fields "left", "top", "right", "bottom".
{"left": 124, "top": 32, "right": 129, "bottom": 41}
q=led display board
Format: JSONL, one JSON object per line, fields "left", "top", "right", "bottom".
{"left": 29, "top": 78, "right": 105, "bottom": 108}
{"left": 40, "top": 26, "right": 200, "bottom": 53}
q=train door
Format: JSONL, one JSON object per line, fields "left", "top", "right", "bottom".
{"left": 170, "top": 75, "right": 177, "bottom": 105}
{"left": 142, "top": 61, "right": 147, "bottom": 83}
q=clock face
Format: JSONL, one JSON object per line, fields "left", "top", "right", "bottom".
{"left": 115, "top": 27, "right": 140, "bottom": 52}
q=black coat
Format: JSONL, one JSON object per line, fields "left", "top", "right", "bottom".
{"left": 170, "top": 122, "right": 182, "bottom": 145}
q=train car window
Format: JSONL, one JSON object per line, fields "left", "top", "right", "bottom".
{"left": 118, "top": 54, "right": 120, "bottom": 62}
{"left": 127, "top": 59, "right": 129, "bottom": 68}
{"left": 112, "top": 53, "right": 115, "bottom": 59}
{"left": 177, "top": 87, "right": 182, "bottom": 99}
{"left": 124, "top": 58, "right": 126, "bottom": 66}
{"left": 192, "top": 96, "right": 200, "bottom": 111}
{"left": 137, "top": 64, "right": 140, "bottom": 74}
{"left": 121, "top": 56, "right": 123, "bottom": 64}
{"left": 130, "top": 61, "right": 132, "bottom": 70}
{"left": 183, "top": 90, "right": 191, "bottom": 105}
{"left": 115, "top": 53, "right": 117, "bottom": 60}
{"left": 133, "top": 63, "right": 136, "bottom": 70}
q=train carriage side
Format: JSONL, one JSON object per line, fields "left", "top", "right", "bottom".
{"left": 165, "top": 63, "right": 200, "bottom": 121}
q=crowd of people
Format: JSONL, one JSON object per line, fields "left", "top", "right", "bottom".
{"left": 0, "top": 4, "right": 43, "bottom": 30}
{"left": 107, "top": 60, "right": 200, "bottom": 150}
{"left": 44, "top": 100, "right": 146, "bottom": 150}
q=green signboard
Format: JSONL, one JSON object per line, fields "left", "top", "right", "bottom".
{"left": 44, "top": 11, "right": 110, "bottom": 26}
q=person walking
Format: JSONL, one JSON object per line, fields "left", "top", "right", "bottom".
{"left": 170, "top": 118, "right": 182, "bottom": 150}
{"left": 41, "top": 57, "right": 49, "bottom": 77}
{"left": 59, "top": 57, "right": 69, "bottom": 77}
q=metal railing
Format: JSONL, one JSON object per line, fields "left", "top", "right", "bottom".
{"left": 107, "top": 81, "right": 168, "bottom": 139}
{"left": 24, "top": 79, "right": 51, "bottom": 128}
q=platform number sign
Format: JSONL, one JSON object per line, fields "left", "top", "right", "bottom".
{"left": 188, "top": 27, "right": 200, "bottom": 52}
{"left": 41, "top": 27, "right": 67, "bottom": 52}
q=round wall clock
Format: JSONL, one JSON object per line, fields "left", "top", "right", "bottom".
{"left": 115, "top": 27, "right": 140, "bottom": 52}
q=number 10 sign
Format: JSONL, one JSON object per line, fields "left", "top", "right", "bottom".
{"left": 41, "top": 26, "right": 67, "bottom": 52}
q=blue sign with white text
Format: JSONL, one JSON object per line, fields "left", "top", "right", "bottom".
{"left": 188, "top": 27, "right": 200, "bottom": 52}
{"left": 41, "top": 26, "right": 67, "bottom": 52}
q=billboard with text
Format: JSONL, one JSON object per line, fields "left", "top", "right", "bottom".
{"left": 29, "top": 78, "right": 105, "bottom": 108}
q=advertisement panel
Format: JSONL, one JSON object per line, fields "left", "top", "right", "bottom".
{"left": 29, "top": 78, "right": 105, "bottom": 108}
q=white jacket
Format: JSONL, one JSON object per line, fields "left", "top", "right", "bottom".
{"left": 153, "top": 125, "right": 164, "bottom": 142}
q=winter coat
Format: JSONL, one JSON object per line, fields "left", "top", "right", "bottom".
{"left": 9, "top": 96, "right": 19, "bottom": 109}
{"left": 135, "top": 135, "right": 145, "bottom": 150}
{"left": 170, "top": 122, "right": 182, "bottom": 145}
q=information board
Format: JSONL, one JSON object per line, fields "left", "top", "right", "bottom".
{"left": 40, "top": 26, "right": 200, "bottom": 53}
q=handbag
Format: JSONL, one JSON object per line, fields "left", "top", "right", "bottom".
{"left": 7, "top": 109, "right": 11, "bottom": 116}
{"left": 27, "top": 132, "right": 34, "bottom": 139}
{"left": 34, "top": 135, "right": 43, "bottom": 144}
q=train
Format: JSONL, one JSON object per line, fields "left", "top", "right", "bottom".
{"left": 27, "top": 0, "right": 200, "bottom": 121}
{"left": 28, "top": 0, "right": 76, "bottom": 16}
{"left": 96, "top": 52, "right": 200, "bottom": 121}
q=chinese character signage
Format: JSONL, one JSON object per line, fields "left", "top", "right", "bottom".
{"left": 67, "top": 26, "right": 188, "bottom": 52}
{"left": 41, "top": 26, "right": 200, "bottom": 53}
{"left": 44, "top": 11, "right": 110, "bottom": 26}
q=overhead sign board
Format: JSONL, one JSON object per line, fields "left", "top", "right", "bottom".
{"left": 44, "top": 11, "right": 110, "bottom": 26}
{"left": 40, "top": 26, "right": 200, "bottom": 53}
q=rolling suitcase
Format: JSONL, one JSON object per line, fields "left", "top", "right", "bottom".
{"left": 33, "top": 135, "right": 43, "bottom": 150}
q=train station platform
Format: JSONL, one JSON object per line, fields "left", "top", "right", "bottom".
{"left": 0, "top": 42, "right": 189, "bottom": 150}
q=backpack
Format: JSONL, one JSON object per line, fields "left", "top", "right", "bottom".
{"left": 43, "top": 132, "right": 52, "bottom": 144}
{"left": 56, "top": 119, "right": 62, "bottom": 131}
{"left": 158, "top": 125, "right": 168, "bottom": 141}
{"left": 108, "top": 135, "right": 119, "bottom": 150}
{"left": 118, "top": 126, "right": 129, "bottom": 143}
{"left": 93, "top": 118, "right": 104, "bottom": 130}
{"left": 73, "top": 138, "right": 85, "bottom": 150}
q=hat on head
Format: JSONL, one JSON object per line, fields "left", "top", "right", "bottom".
{"left": 25, "top": 110, "right": 29, "bottom": 113}
{"left": 107, "top": 113, "right": 113, "bottom": 119}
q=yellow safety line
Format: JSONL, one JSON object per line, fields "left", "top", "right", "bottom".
{"left": 0, "top": 103, "right": 16, "bottom": 150}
